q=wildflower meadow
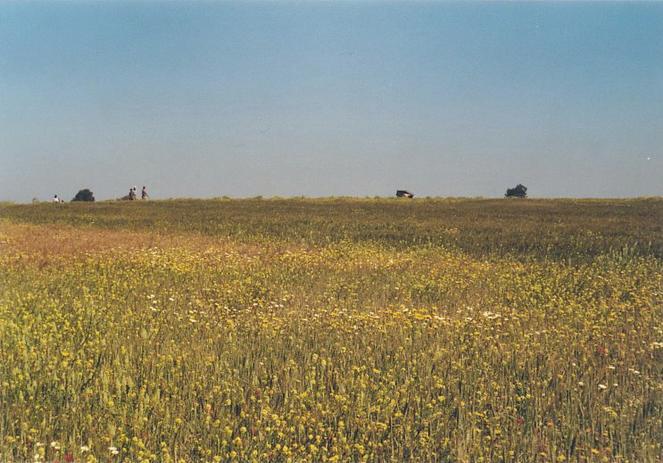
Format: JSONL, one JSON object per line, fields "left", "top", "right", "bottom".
{"left": 0, "top": 198, "right": 661, "bottom": 462}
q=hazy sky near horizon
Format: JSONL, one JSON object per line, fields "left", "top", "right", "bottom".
{"left": 1, "top": 1, "right": 662, "bottom": 202}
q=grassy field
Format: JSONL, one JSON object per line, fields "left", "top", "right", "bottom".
{"left": 0, "top": 198, "right": 661, "bottom": 462}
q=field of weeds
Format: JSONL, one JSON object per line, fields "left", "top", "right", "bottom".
{"left": 0, "top": 198, "right": 661, "bottom": 462}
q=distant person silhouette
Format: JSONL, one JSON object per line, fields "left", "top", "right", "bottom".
{"left": 141, "top": 186, "right": 149, "bottom": 200}
{"left": 128, "top": 187, "right": 136, "bottom": 200}
{"left": 53, "top": 194, "right": 60, "bottom": 203}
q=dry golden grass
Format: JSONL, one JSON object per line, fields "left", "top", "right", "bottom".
{"left": 0, "top": 199, "right": 661, "bottom": 462}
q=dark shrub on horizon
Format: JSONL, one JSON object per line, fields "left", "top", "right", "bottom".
{"left": 505, "top": 184, "right": 527, "bottom": 198}
{"left": 72, "top": 189, "right": 95, "bottom": 202}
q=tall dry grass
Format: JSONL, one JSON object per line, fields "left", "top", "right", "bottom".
{"left": 0, "top": 199, "right": 661, "bottom": 462}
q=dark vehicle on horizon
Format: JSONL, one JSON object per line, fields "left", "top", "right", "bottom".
{"left": 396, "top": 190, "right": 414, "bottom": 198}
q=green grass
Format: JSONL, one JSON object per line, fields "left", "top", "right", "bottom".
{"left": 2, "top": 198, "right": 662, "bottom": 260}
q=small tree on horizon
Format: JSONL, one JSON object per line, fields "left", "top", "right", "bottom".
{"left": 505, "top": 184, "right": 527, "bottom": 198}
{"left": 72, "top": 189, "right": 95, "bottom": 202}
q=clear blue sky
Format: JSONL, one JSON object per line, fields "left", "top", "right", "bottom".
{"left": 1, "top": 1, "right": 662, "bottom": 201}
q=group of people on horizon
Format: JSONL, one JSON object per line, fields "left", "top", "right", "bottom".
{"left": 49, "top": 186, "right": 149, "bottom": 203}
{"left": 127, "top": 186, "right": 149, "bottom": 200}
